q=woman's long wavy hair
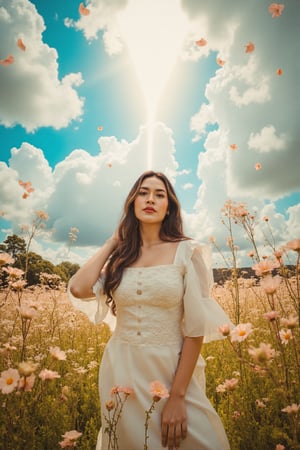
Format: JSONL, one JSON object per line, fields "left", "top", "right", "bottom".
{"left": 103, "top": 171, "right": 188, "bottom": 315}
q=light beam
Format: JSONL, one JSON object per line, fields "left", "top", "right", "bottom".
{"left": 117, "top": 0, "right": 188, "bottom": 168}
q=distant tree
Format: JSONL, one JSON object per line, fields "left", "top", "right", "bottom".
{"left": 1, "top": 235, "right": 26, "bottom": 261}
{"left": 55, "top": 261, "right": 80, "bottom": 283}
{"left": 16, "top": 252, "right": 57, "bottom": 285}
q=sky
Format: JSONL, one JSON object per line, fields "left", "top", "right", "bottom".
{"left": 0, "top": 0, "right": 299, "bottom": 268}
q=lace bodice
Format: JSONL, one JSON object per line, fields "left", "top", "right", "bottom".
{"left": 68, "top": 240, "right": 233, "bottom": 343}
{"left": 112, "top": 265, "right": 185, "bottom": 346}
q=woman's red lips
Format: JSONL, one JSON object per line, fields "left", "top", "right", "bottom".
{"left": 143, "top": 207, "right": 155, "bottom": 212}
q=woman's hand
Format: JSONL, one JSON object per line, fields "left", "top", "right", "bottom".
{"left": 161, "top": 395, "right": 187, "bottom": 450}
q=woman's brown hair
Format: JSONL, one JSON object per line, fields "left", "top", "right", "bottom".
{"left": 103, "top": 171, "right": 188, "bottom": 314}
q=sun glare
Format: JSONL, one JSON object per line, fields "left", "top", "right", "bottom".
{"left": 117, "top": 0, "right": 189, "bottom": 168}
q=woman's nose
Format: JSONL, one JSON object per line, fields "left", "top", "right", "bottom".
{"left": 146, "top": 194, "right": 154, "bottom": 203}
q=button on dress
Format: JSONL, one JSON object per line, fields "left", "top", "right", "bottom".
{"left": 68, "top": 240, "right": 232, "bottom": 450}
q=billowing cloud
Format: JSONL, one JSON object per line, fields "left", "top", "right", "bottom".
{"left": 0, "top": 0, "right": 84, "bottom": 131}
{"left": 0, "top": 122, "right": 178, "bottom": 250}
{"left": 248, "top": 125, "right": 287, "bottom": 153}
{"left": 186, "top": 0, "right": 300, "bottom": 203}
{"left": 64, "top": 0, "right": 128, "bottom": 54}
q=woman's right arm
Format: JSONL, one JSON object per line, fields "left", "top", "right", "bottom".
{"left": 69, "top": 236, "right": 118, "bottom": 299}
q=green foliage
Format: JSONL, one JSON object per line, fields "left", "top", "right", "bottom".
{"left": 1, "top": 234, "right": 26, "bottom": 259}
{"left": 15, "top": 252, "right": 57, "bottom": 285}
{"left": 56, "top": 261, "right": 80, "bottom": 283}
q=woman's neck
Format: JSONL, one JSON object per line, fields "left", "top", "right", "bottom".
{"left": 139, "top": 224, "right": 162, "bottom": 248}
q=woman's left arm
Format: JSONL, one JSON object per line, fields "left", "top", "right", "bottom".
{"left": 161, "top": 335, "right": 203, "bottom": 450}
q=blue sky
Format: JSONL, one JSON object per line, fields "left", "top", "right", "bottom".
{"left": 0, "top": 0, "right": 299, "bottom": 267}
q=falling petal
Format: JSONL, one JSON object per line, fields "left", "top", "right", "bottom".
{"left": 0, "top": 55, "right": 14, "bottom": 66}
{"left": 108, "top": 163, "right": 112, "bottom": 168}
{"left": 245, "top": 42, "right": 255, "bottom": 53}
{"left": 195, "top": 38, "right": 207, "bottom": 47}
{"left": 17, "top": 38, "right": 26, "bottom": 51}
{"left": 230, "top": 144, "right": 238, "bottom": 151}
{"left": 268, "top": 3, "right": 285, "bottom": 18}
{"left": 276, "top": 68, "right": 283, "bottom": 76}
{"left": 97, "top": 126, "right": 103, "bottom": 131}
{"left": 22, "top": 193, "right": 29, "bottom": 199}
{"left": 79, "top": 2, "right": 90, "bottom": 16}
{"left": 217, "top": 57, "right": 225, "bottom": 67}
{"left": 255, "top": 163, "right": 262, "bottom": 170}
{"left": 19, "top": 180, "right": 34, "bottom": 194}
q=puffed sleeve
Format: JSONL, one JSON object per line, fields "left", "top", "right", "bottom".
{"left": 182, "top": 240, "right": 233, "bottom": 342}
{"left": 67, "top": 274, "right": 115, "bottom": 327}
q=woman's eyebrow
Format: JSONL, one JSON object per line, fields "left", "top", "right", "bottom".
{"left": 140, "top": 187, "right": 166, "bottom": 193}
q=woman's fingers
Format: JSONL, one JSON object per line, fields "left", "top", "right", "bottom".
{"left": 162, "top": 421, "right": 187, "bottom": 449}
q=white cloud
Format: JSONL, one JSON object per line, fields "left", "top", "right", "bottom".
{"left": 0, "top": 122, "right": 178, "bottom": 250}
{"left": 0, "top": 0, "right": 84, "bottom": 131}
{"left": 187, "top": 0, "right": 300, "bottom": 204}
{"left": 182, "top": 183, "right": 193, "bottom": 190}
{"left": 64, "top": 0, "right": 127, "bottom": 54}
{"left": 248, "top": 125, "right": 287, "bottom": 153}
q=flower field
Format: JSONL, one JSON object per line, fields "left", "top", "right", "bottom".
{"left": 0, "top": 271, "right": 299, "bottom": 449}
{"left": 0, "top": 204, "right": 299, "bottom": 449}
{"left": 0, "top": 284, "right": 111, "bottom": 449}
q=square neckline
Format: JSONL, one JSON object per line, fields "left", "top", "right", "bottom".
{"left": 125, "top": 239, "right": 187, "bottom": 269}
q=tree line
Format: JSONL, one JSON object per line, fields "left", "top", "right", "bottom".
{"left": 0, "top": 234, "right": 79, "bottom": 286}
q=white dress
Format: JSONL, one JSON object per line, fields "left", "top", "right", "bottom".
{"left": 68, "top": 240, "right": 232, "bottom": 450}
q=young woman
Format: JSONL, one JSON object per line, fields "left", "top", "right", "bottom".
{"left": 68, "top": 171, "right": 231, "bottom": 450}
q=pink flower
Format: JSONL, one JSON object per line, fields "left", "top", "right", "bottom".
{"left": 279, "top": 329, "right": 293, "bottom": 345}
{"left": 285, "top": 239, "right": 300, "bottom": 254}
{"left": 248, "top": 343, "right": 277, "bottom": 364}
{"left": 281, "top": 403, "right": 300, "bottom": 414}
{"left": 276, "top": 445, "right": 285, "bottom": 450}
{"left": 49, "top": 346, "right": 67, "bottom": 361}
{"left": 17, "top": 305, "right": 37, "bottom": 320}
{"left": 105, "top": 400, "right": 115, "bottom": 411}
{"left": 110, "top": 385, "right": 120, "bottom": 396}
{"left": 39, "top": 369, "right": 61, "bottom": 381}
{"left": 0, "top": 368, "right": 20, "bottom": 394}
{"left": 218, "top": 323, "right": 231, "bottom": 336}
{"left": 268, "top": 3, "right": 285, "bottom": 18}
{"left": 0, "top": 252, "right": 15, "bottom": 266}
{"left": 230, "top": 323, "right": 253, "bottom": 343}
{"left": 280, "top": 315, "right": 298, "bottom": 329}
{"left": 18, "top": 374, "right": 36, "bottom": 392}
{"left": 260, "top": 275, "right": 281, "bottom": 294}
{"left": 3, "top": 266, "right": 24, "bottom": 279}
{"left": 149, "top": 381, "right": 169, "bottom": 402}
{"left": 35, "top": 210, "right": 49, "bottom": 221}
{"left": 252, "top": 259, "right": 280, "bottom": 277}
{"left": 255, "top": 399, "right": 266, "bottom": 408}
{"left": 59, "top": 430, "right": 82, "bottom": 448}
{"left": 11, "top": 280, "right": 27, "bottom": 290}
{"left": 216, "top": 378, "right": 239, "bottom": 393}
{"left": 263, "top": 310, "right": 279, "bottom": 321}
{"left": 62, "top": 430, "right": 82, "bottom": 441}
{"left": 273, "top": 249, "right": 283, "bottom": 263}
{"left": 119, "top": 386, "right": 134, "bottom": 396}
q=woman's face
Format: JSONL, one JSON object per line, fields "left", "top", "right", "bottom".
{"left": 133, "top": 176, "right": 169, "bottom": 225}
